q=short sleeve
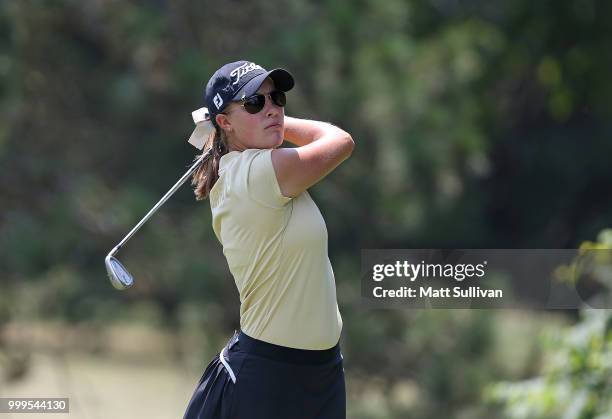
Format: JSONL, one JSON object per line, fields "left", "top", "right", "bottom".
{"left": 245, "top": 149, "right": 292, "bottom": 208}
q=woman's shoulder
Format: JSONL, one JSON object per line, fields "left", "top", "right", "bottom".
{"left": 211, "top": 149, "right": 273, "bottom": 202}
{"left": 239, "top": 148, "right": 271, "bottom": 160}
{"left": 223, "top": 149, "right": 276, "bottom": 177}
{"left": 221, "top": 148, "right": 292, "bottom": 209}
{"left": 220, "top": 149, "right": 269, "bottom": 170}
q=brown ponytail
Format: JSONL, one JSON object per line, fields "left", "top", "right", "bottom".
{"left": 191, "top": 125, "right": 230, "bottom": 201}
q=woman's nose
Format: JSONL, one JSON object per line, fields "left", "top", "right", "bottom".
{"left": 266, "top": 100, "right": 280, "bottom": 117}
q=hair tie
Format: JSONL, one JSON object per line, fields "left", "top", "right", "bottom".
{"left": 188, "top": 107, "right": 214, "bottom": 150}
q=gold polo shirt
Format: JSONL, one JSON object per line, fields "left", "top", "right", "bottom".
{"left": 208, "top": 148, "right": 342, "bottom": 350}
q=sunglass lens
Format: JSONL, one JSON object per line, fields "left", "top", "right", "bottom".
{"left": 270, "top": 91, "right": 286, "bottom": 107}
{"left": 243, "top": 95, "right": 266, "bottom": 114}
{"left": 242, "top": 91, "right": 287, "bottom": 114}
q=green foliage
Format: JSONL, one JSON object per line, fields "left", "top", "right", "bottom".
{"left": 487, "top": 309, "right": 612, "bottom": 419}
{"left": 486, "top": 230, "right": 612, "bottom": 419}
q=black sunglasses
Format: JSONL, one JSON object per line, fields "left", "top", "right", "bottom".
{"left": 239, "top": 90, "right": 286, "bottom": 114}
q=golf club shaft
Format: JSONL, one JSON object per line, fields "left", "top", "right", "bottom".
{"left": 108, "top": 150, "right": 211, "bottom": 257}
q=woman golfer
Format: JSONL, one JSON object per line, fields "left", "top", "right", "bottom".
{"left": 183, "top": 60, "right": 354, "bottom": 419}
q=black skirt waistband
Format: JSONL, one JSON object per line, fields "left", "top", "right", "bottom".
{"left": 234, "top": 330, "right": 341, "bottom": 365}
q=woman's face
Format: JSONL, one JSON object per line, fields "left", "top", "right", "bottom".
{"left": 216, "top": 78, "right": 285, "bottom": 151}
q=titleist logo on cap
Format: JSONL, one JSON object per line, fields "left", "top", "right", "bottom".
{"left": 230, "top": 62, "right": 263, "bottom": 85}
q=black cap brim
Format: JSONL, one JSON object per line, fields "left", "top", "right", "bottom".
{"left": 233, "top": 68, "right": 294, "bottom": 101}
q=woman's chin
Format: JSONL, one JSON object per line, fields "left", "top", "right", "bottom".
{"left": 269, "top": 133, "right": 285, "bottom": 148}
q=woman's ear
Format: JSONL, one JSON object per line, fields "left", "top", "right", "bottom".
{"left": 216, "top": 113, "right": 232, "bottom": 131}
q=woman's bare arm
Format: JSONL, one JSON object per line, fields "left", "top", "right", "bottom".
{"left": 272, "top": 116, "right": 354, "bottom": 198}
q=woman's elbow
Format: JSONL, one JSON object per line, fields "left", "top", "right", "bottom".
{"left": 342, "top": 133, "right": 355, "bottom": 159}
{"left": 326, "top": 123, "right": 354, "bottom": 159}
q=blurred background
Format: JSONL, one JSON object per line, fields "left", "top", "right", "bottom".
{"left": 1, "top": 0, "right": 612, "bottom": 418}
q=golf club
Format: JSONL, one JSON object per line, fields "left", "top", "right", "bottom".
{"left": 105, "top": 150, "right": 211, "bottom": 290}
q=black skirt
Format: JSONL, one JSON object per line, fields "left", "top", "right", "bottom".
{"left": 183, "top": 330, "right": 346, "bottom": 419}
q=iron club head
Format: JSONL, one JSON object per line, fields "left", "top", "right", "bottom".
{"left": 105, "top": 254, "right": 134, "bottom": 290}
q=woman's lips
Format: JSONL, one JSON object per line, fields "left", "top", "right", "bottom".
{"left": 265, "top": 123, "right": 282, "bottom": 130}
